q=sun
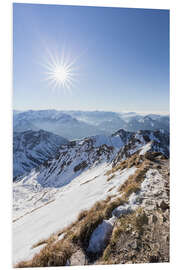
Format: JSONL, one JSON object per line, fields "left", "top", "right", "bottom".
{"left": 48, "top": 64, "right": 71, "bottom": 88}
{"left": 53, "top": 65, "right": 68, "bottom": 84}
{"left": 42, "top": 48, "right": 78, "bottom": 90}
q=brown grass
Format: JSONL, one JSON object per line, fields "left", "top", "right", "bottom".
{"left": 16, "top": 239, "right": 73, "bottom": 268}
{"left": 118, "top": 159, "right": 150, "bottom": 198}
{"left": 31, "top": 234, "right": 58, "bottom": 249}
{"left": 77, "top": 210, "right": 88, "bottom": 221}
{"left": 108, "top": 186, "right": 115, "bottom": 192}
{"left": 106, "top": 153, "right": 145, "bottom": 177}
{"left": 107, "top": 174, "right": 115, "bottom": 181}
{"left": 103, "top": 197, "right": 127, "bottom": 219}
{"left": 71, "top": 201, "right": 108, "bottom": 248}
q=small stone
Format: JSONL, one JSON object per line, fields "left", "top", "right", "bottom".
{"left": 149, "top": 255, "right": 159, "bottom": 263}
{"left": 131, "top": 240, "right": 138, "bottom": 250}
{"left": 70, "top": 249, "right": 86, "bottom": 266}
{"left": 149, "top": 214, "right": 158, "bottom": 224}
{"left": 159, "top": 200, "right": 169, "bottom": 211}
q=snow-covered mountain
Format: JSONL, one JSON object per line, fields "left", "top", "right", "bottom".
{"left": 13, "top": 128, "right": 169, "bottom": 265}
{"left": 13, "top": 130, "right": 68, "bottom": 180}
{"left": 67, "top": 111, "right": 169, "bottom": 132}
{"left": 123, "top": 115, "right": 169, "bottom": 132}
{"left": 13, "top": 110, "right": 169, "bottom": 139}
{"left": 13, "top": 110, "right": 103, "bottom": 140}
{"left": 13, "top": 131, "right": 126, "bottom": 188}
{"left": 66, "top": 110, "right": 121, "bottom": 126}
{"left": 14, "top": 129, "right": 169, "bottom": 187}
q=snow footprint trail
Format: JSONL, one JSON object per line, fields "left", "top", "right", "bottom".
{"left": 87, "top": 168, "right": 166, "bottom": 254}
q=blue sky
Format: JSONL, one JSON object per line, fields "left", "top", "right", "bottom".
{"left": 13, "top": 3, "right": 169, "bottom": 114}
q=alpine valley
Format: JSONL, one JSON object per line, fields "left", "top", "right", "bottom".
{"left": 13, "top": 110, "right": 170, "bottom": 267}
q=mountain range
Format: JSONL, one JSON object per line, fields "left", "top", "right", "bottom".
{"left": 13, "top": 128, "right": 169, "bottom": 187}
{"left": 13, "top": 110, "right": 169, "bottom": 140}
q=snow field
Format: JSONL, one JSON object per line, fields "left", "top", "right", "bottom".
{"left": 13, "top": 163, "right": 136, "bottom": 264}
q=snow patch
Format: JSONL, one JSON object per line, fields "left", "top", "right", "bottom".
{"left": 87, "top": 217, "right": 116, "bottom": 253}
{"left": 139, "top": 142, "right": 152, "bottom": 155}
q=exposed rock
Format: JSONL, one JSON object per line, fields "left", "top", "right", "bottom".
{"left": 70, "top": 249, "right": 86, "bottom": 266}
{"left": 74, "top": 161, "right": 88, "bottom": 172}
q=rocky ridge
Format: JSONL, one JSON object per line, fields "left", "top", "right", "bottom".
{"left": 13, "top": 130, "right": 68, "bottom": 180}
{"left": 14, "top": 129, "right": 169, "bottom": 188}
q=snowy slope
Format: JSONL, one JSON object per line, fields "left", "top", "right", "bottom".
{"left": 13, "top": 129, "right": 169, "bottom": 187}
{"left": 13, "top": 129, "right": 135, "bottom": 188}
{"left": 13, "top": 163, "right": 136, "bottom": 264}
{"left": 13, "top": 130, "right": 68, "bottom": 179}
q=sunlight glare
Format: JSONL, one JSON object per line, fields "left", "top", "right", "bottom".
{"left": 42, "top": 48, "right": 78, "bottom": 91}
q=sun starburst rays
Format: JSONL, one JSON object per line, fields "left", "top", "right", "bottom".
{"left": 42, "top": 48, "right": 79, "bottom": 91}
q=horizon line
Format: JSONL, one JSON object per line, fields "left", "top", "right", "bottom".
{"left": 13, "top": 108, "right": 169, "bottom": 116}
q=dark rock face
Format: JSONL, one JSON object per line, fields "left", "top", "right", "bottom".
{"left": 13, "top": 130, "right": 68, "bottom": 180}
{"left": 158, "top": 200, "right": 169, "bottom": 212}
{"left": 74, "top": 161, "right": 88, "bottom": 172}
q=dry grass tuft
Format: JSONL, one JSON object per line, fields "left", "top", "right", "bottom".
{"left": 106, "top": 153, "right": 145, "bottom": 177}
{"left": 77, "top": 210, "right": 88, "bottom": 222}
{"left": 107, "top": 174, "right": 115, "bottom": 181}
{"left": 71, "top": 201, "right": 107, "bottom": 248}
{"left": 16, "top": 239, "right": 73, "bottom": 268}
{"left": 118, "top": 159, "right": 150, "bottom": 199}
{"left": 108, "top": 186, "right": 115, "bottom": 192}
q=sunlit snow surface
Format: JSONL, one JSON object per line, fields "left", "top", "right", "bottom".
{"left": 13, "top": 163, "right": 136, "bottom": 264}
